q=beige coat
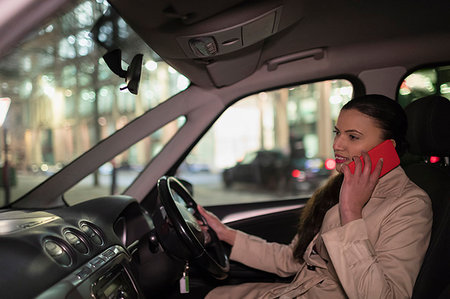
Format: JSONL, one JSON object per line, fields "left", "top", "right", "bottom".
{"left": 206, "top": 167, "right": 432, "bottom": 299}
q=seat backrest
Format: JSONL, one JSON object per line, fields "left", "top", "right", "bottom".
{"left": 404, "top": 95, "right": 450, "bottom": 299}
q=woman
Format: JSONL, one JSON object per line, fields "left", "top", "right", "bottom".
{"left": 200, "top": 94, "right": 432, "bottom": 298}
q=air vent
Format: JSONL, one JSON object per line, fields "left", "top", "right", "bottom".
{"left": 80, "top": 222, "right": 104, "bottom": 246}
{"left": 43, "top": 238, "right": 72, "bottom": 267}
{"left": 64, "top": 229, "right": 89, "bottom": 254}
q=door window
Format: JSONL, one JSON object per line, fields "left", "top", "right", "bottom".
{"left": 178, "top": 80, "right": 353, "bottom": 206}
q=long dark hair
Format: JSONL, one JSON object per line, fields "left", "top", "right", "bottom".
{"left": 292, "top": 94, "right": 408, "bottom": 262}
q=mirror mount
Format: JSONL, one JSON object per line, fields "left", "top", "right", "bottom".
{"left": 103, "top": 49, "right": 143, "bottom": 95}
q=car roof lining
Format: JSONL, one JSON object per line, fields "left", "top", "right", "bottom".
{"left": 108, "top": 0, "right": 450, "bottom": 88}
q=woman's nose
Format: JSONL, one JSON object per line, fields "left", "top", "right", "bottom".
{"left": 333, "top": 135, "right": 343, "bottom": 151}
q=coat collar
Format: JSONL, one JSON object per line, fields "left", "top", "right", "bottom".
{"left": 371, "top": 166, "right": 407, "bottom": 198}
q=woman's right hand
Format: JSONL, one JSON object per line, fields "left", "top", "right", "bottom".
{"left": 198, "top": 205, "right": 237, "bottom": 246}
{"left": 339, "top": 151, "right": 383, "bottom": 225}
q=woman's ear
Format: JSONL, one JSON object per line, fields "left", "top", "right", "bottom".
{"left": 390, "top": 139, "right": 396, "bottom": 148}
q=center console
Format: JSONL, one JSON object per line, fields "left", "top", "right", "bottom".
{"left": 37, "top": 246, "right": 142, "bottom": 299}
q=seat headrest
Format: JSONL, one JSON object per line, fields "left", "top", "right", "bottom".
{"left": 405, "top": 95, "right": 450, "bottom": 156}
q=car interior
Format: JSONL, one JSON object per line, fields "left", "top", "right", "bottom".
{"left": 0, "top": 0, "right": 449, "bottom": 298}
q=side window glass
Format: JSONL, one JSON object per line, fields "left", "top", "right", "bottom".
{"left": 398, "top": 65, "right": 450, "bottom": 107}
{"left": 178, "top": 80, "right": 353, "bottom": 206}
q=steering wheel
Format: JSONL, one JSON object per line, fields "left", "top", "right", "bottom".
{"left": 152, "top": 176, "right": 229, "bottom": 280}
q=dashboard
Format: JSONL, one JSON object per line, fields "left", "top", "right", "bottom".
{"left": 0, "top": 195, "right": 152, "bottom": 299}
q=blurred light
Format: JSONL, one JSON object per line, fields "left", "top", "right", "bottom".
{"left": 440, "top": 83, "right": 450, "bottom": 94}
{"left": 41, "top": 164, "right": 49, "bottom": 172}
{"left": 325, "top": 158, "right": 336, "bottom": 170}
{"left": 78, "top": 38, "right": 90, "bottom": 47}
{"left": 64, "top": 89, "right": 73, "bottom": 97}
{"left": 23, "top": 56, "right": 32, "bottom": 71}
{"left": 292, "top": 169, "right": 306, "bottom": 181}
{"left": 0, "top": 97, "right": 11, "bottom": 126}
{"left": 98, "top": 117, "right": 107, "bottom": 126}
{"left": 177, "top": 75, "right": 190, "bottom": 91}
{"left": 81, "top": 90, "right": 95, "bottom": 101}
{"left": 339, "top": 86, "right": 353, "bottom": 97}
{"left": 404, "top": 73, "right": 435, "bottom": 93}
{"left": 41, "top": 76, "right": 55, "bottom": 97}
{"left": 31, "top": 164, "right": 39, "bottom": 173}
{"left": 67, "top": 35, "right": 76, "bottom": 44}
{"left": 258, "top": 92, "right": 268, "bottom": 100}
{"left": 399, "top": 81, "right": 411, "bottom": 95}
{"left": 145, "top": 60, "right": 157, "bottom": 71}
{"left": 168, "top": 66, "right": 177, "bottom": 74}
{"left": 45, "top": 25, "right": 54, "bottom": 33}
{"left": 329, "top": 95, "right": 343, "bottom": 105}
{"left": 25, "top": 81, "right": 33, "bottom": 93}
{"left": 430, "top": 156, "right": 440, "bottom": 163}
{"left": 305, "top": 158, "right": 323, "bottom": 169}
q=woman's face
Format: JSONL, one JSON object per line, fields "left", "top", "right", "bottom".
{"left": 333, "top": 108, "right": 385, "bottom": 173}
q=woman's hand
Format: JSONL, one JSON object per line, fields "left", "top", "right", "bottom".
{"left": 339, "top": 151, "right": 383, "bottom": 225}
{"left": 198, "top": 205, "right": 237, "bottom": 246}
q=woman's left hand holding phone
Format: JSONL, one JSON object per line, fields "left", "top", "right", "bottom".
{"left": 339, "top": 151, "right": 383, "bottom": 225}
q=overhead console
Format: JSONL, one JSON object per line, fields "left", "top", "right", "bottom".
{"left": 176, "top": 6, "right": 282, "bottom": 58}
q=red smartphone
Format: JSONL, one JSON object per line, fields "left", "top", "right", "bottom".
{"left": 348, "top": 140, "right": 400, "bottom": 178}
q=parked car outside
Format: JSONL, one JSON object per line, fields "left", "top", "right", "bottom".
{"left": 286, "top": 157, "right": 333, "bottom": 193}
{"left": 222, "top": 150, "right": 288, "bottom": 189}
{"left": 223, "top": 150, "right": 333, "bottom": 193}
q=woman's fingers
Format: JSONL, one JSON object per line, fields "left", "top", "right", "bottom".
{"left": 353, "top": 155, "right": 362, "bottom": 174}
{"left": 198, "top": 206, "right": 225, "bottom": 233}
{"left": 371, "top": 157, "right": 383, "bottom": 181}
{"left": 349, "top": 152, "right": 382, "bottom": 179}
{"left": 361, "top": 151, "right": 372, "bottom": 175}
{"left": 197, "top": 205, "right": 237, "bottom": 245}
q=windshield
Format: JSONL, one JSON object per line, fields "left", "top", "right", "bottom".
{"left": 0, "top": 0, "right": 190, "bottom": 207}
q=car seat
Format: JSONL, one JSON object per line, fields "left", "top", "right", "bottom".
{"left": 404, "top": 95, "right": 450, "bottom": 299}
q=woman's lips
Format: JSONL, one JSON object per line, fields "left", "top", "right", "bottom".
{"left": 335, "top": 155, "right": 348, "bottom": 164}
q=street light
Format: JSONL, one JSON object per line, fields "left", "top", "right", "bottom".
{"left": 0, "top": 97, "right": 11, "bottom": 205}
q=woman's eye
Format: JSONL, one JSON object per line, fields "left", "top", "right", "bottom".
{"left": 333, "top": 129, "right": 340, "bottom": 136}
{"left": 349, "top": 135, "right": 359, "bottom": 140}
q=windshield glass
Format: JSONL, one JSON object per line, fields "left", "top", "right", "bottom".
{"left": 0, "top": 0, "right": 190, "bottom": 207}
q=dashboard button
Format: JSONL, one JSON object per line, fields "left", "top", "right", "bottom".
{"left": 90, "top": 256, "right": 105, "bottom": 268}
{"left": 102, "top": 248, "right": 115, "bottom": 258}
{"left": 75, "top": 266, "right": 92, "bottom": 279}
